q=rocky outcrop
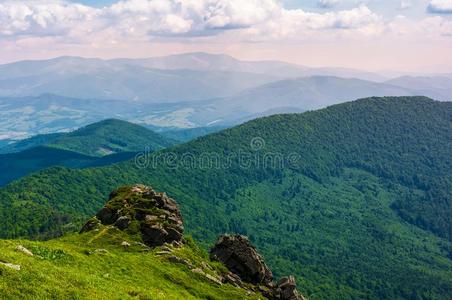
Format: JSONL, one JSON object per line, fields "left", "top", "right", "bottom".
{"left": 210, "top": 234, "right": 273, "bottom": 285}
{"left": 273, "top": 276, "right": 307, "bottom": 300}
{"left": 211, "top": 234, "right": 307, "bottom": 300}
{"left": 80, "top": 186, "right": 307, "bottom": 299}
{"left": 80, "top": 184, "right": 184, "bottom": 247}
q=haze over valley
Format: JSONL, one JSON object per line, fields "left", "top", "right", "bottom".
{"left": 1, "top": 53, "right": 451, "bottom": 142}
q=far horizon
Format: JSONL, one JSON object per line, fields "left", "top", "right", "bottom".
{"left": 2, "top": 51, "right": 452, "bottom": 77}
{"left": 1, "top": 1, "right": 451, "bottom": 73}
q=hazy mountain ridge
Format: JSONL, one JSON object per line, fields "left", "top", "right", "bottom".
{"left": 0, "top": 55, "right": 280, "bottom": 101}
{"left": 385, "top": 75, "right": 452, "bottom": 101}
{"left": 111, "top": 52, "right": 387, "bottom": 82}
{"left": 207, "top": 76, "right": 417, "bottom": 117}
{"left": 0, "top": 94, "right": 207, "bottom": 140}
{"left": 0, "top": 53, "right": 450, "bottom": 142}
{"left": 1, "top": 53, "right": 437, "bottom": 103}
{"left": 2, "top": 73, "right": 450, "bottom": 142}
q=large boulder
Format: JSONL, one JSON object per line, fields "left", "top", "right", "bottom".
{"left": 80, "top": 184, "right": 184, "bottom": 247}
{"left": 274, "top": 276, "right": 307, "bottom": 300}
{"left": 211, "top": 234, "right": 307, "bottom": 300}
{"left": 210, "top": 235, "right": 273, "bottom": 285}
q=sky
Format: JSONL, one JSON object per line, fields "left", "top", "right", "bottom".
{"left": 0, "top": 0, "right": 451, "bottom": 72}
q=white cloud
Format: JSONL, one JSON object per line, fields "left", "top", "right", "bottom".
{"left": 317, "top": 0, "right": 341, "bottom": 9}
{"left": 421, "top": 16, "right": 452, "bottom": 35}
{"left": 400, "top": 0, "right": 412, "bottom": 10}
{"left": 0, "top": 0, "right": 382, "bottom": 40}
{"left": 387, "top": 13, "right": 452, "bottom": 38}
{"left": 0, "top": 1, "right": 99, "bottom": 37}
{"left": 0, "top": 0, "right": 450, "bottom": 52}
{"left": 427, "top": 0, "right": 452, "bottom": 13}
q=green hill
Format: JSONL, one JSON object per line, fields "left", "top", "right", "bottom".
{"left": 0, "top": 119, "right": 175, "bottom": 157}
{"left": 0, "top": 97, "right": 451, "bottom": 299}
{"left": 0, "top": 133, "right": 65, "bottom": 154}
{"left": 159, "top": 126, "right": 226, "bottom": 143}
{"left": 46, "top": 119, "right": 176, "bottom": 157}
{"left": 0, "top": 147, "right": 138, "bottom": 186}
{"left": 0, "top": 119, "right": 176, "bottom": 186}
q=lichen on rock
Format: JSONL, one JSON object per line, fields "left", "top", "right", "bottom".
{"left": 80, "top": 184, "right": 184, "bottom": 247}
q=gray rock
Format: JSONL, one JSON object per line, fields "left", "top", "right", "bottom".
{"left": 191, "top": 268, "right": 223, "bottom": 285}
{"left": 277, "top": 276, "right": 302, "bottom": 300}
{"left": 80, "top": 184, "right": 184, "bottom": 248}
{"left": 210, "top": 234, "right": 273, "bottom": 285}
{"left": 94, "top": 249, "right": 109, "bottom": 255}
{"left": 145, "top": 215, "right": 158, "bottom": 222}
{"left": 114, "top": 216, "right": 131, "bottom": 230}
{"left": 79, "top": 217, "right": 101, "bottom": 233}
{"left": 121, "top": 241, "right": 131, "bottom": 249}
{"left": 141, "top": 224, "right": 169, "bottom": 247}
{"left": 167, "top": 256, "right": 193, "bottom": 268}
{"left": 0, "top": 260, "right": 21, "bottom": 271}
{"left": 222, "top": 272, "right": 244, "bottom": 288}
{"left": 210, "top": 234, "right": 308, "bottom": 300}
{"left": 96, "top": 207, "right": 118, "bottom": 225}
{"left": 15, "top": 245, "right": 33, "bottom": 256}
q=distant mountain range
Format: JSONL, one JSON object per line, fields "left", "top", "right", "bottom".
{"left": 384, "top": 76, "right": 452, "bottom": 100}
{"left": 0, "top": 53, "right": 450, "bottom": 143}
{"left": 0, "top": 53, "right": 388, "bottom": 102}
{"left": 111, "top": 52, "right": 387, "bottom": 82}
{"left": 0, "top": 55, "right": 280, "bottom": 102}
{"left": 1, "top": 74, "right": 450, "bottom": 141}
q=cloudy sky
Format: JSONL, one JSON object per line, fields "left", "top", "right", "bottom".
{"left": 0, "top": 0, "right": 451, "bottom": 72}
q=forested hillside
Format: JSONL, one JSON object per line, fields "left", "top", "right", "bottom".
{"left": 0, "top": 147, "right": 139, "bottom": 186}
{"left": 0, "top": 133, "right": 64, "bottom": 154}
{"left": 0, "top": 119, "right": 175, "bottom": 186}
{"left": 46, "top": 119, "right": 175, "bottom": 156}
{"left": 0, "top": 97, "right": 450, "bottom": 299}
{"left": 0, "top": 119, "right": 175, "bottom": 156}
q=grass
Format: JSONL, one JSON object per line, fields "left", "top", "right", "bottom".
{"left": 0, "top": 227, "right": 261, "bottom": 300}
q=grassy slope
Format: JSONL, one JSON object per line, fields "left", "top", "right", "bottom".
{"left": 0, "top": 228, "right": 261, "bottom": 300}
{"left": 0, "top": 97, "right": 451, "bottom": 299}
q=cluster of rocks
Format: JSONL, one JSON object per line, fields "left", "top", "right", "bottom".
{"left": 211, "top": 235, "right": 307, "bottom": 300}
{"left": 80, "top": 184, "right": 184, "bottom": 247}
{"left": 80, "top": 184, "right": 306, "bottom": 299}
